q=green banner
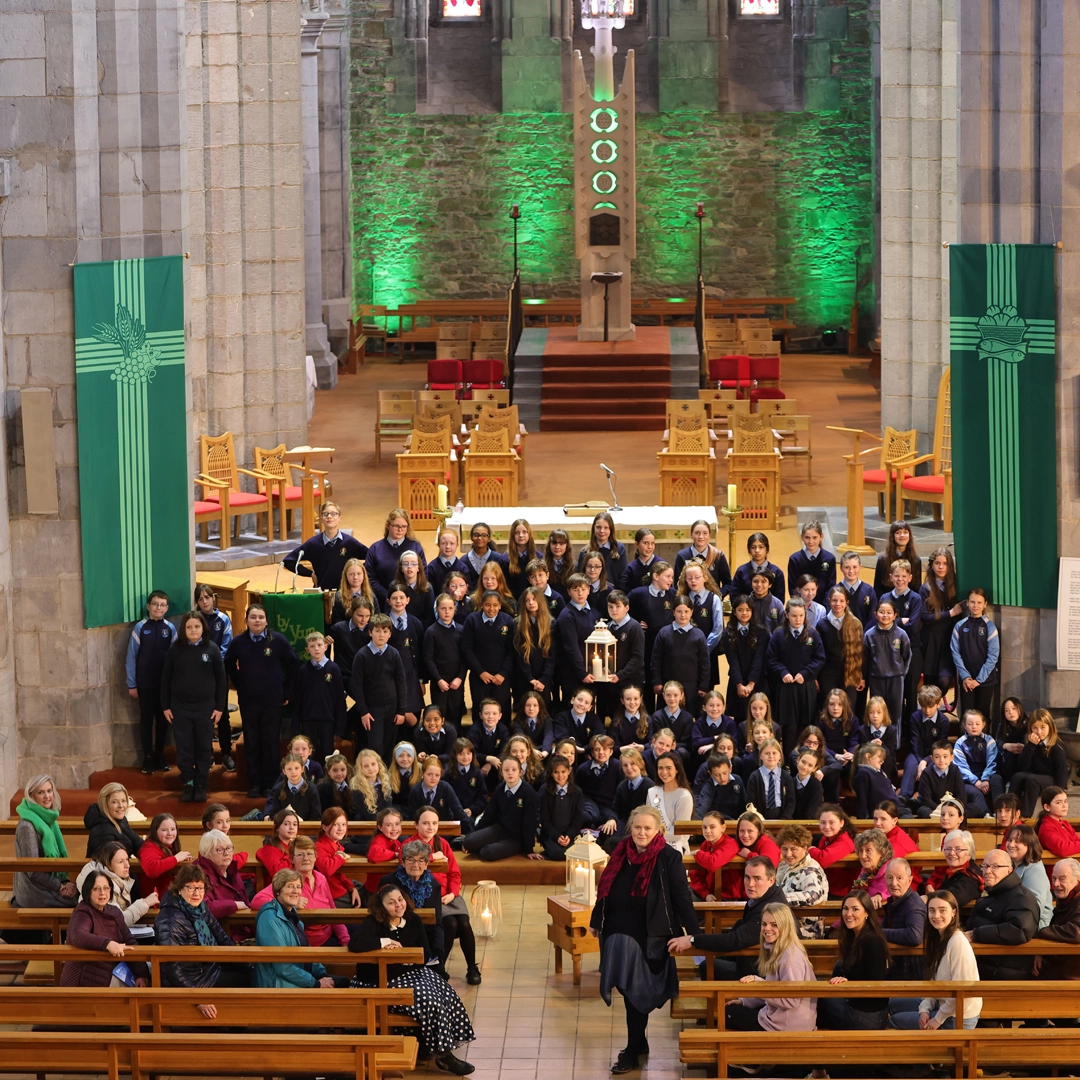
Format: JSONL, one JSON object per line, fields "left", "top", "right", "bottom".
{"left": 950, "top": 244, "right": 1057, "bottom": 609}
{"left": 74, "top": 256, "right": 190, "bottom": 628}
{"left": 260, "top": 592, "right": 325, "bottom": 662}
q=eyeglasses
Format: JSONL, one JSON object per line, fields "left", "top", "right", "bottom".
{"left": 981, "top": 862, "right": 1009, "bottom": 872}
{"left": 216, "top": 846, "right": 234, "bottom": 855}
{"left": 322, "top": 510, "right": 340, "bottom": 518}
{"left": 943, "top": 846, "right": 967, "bottom": 855}
{"left": 181, "top": 883, "right": 206, "bottom": 894}
{"left": 403, "top": 857, "right": 428, "bottom": 866}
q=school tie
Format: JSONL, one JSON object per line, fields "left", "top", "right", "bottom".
{"left": 427, "top": 789, "right": 436, "bottom": 805}
{"left": 768, "top": 772, "right": 778, "bottom": 808}
{"left": 397, "top": 617, "right": 406, "bottom": 631}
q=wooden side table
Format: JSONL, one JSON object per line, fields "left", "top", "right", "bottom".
{"left": 547, "top": 893, "right": 599, "bottom": 985}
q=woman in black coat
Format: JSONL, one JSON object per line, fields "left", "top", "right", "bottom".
{"left": 83, "top": 783, "right": 143, "bottom": 858}
{"left": 589, "top": 804, "right": 700, "bottom": 1075}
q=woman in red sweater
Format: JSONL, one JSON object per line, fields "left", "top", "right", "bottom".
{"left": 138, "top": 813, "right": 194, "bottom": 899}
{"left": 690, "top": 810, "right": 739, "bottom": 900}
{"left": 1036, "top": 787, "right": 1080, "bottom": 858}
{"left": 315, "top": 807, "right": 362, "bottom": 907}
{"left": 256, "top": 809, "right": 299, "bottom": 880}
{"left": 872, "top": 799, "right": 922, "bottom": 888}
{"left": 364, "top": 806, "right": 404, "bottom": 894}
{"left": 810, "top": 803, "right": 857, "bottom": 898}
{"left": 721, "top": 811, "right": 781, "bottom": 899}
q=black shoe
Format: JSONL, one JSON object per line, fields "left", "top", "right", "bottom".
{"left": 194, "top": 787, "right": 209, "bottom": 802}
{"left": 179, "top": 782, "right": 195, "bottom": 803}
{"left": 156, "top": 759, "right": 170, "bottom": 774}
{"left": 221, "top": 754, "right": 236, "bottom": 772}
{"left": 611, "top": 1050, "right": 639, "bottom": 1075}
{"left": 261, "top": 786, "right": 271, "bottom": 798}
{"left": 247, "top": 786, "right": 262, "bottom": 799}
{"left": 141, "top": 756, "right": 154, "bottom": 775}
{"left": 435, "top": 1054, "right": 474, "bottom": 1076}
{"left": 466, "top": 966, "right": 482, "bottom": 985}
{"left": 450, "top": 836, "right": 465, "bottom": 851}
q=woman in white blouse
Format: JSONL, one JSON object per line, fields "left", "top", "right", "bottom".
{"left": 647, "top": 752, "right": 694, "bottom": 854}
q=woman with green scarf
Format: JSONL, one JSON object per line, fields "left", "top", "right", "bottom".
{"left": 14, "top": 774, "right": 78, "bottom": 909}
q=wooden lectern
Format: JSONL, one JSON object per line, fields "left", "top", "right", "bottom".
{"left": 827, "top": 426, "right": 878, "bottom": 556}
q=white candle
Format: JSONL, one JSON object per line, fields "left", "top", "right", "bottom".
{"left": 572, "top": 866, "right": 588, "bottom": 896}
{"left": 727, "top": 483, "right": 738, "bottom": 511}
{"left": 436, "top": 484, "right": 448, "bottom": 512}
{"left": 479, "top": 909, "right": 492, "bottom": 935}
{"left": 591, "top": 655, "right": 604, "bottom": 680}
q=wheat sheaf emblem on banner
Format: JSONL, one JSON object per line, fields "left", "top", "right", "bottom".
{"left": 92, "top": 304, "right": 163, "bottom": 385}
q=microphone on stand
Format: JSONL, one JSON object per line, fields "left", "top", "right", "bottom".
{"left": 292, "top": 549, "right": 305, "bottom": 593}
{"left": 599, "top": 463, "right": 623, "bottom": 512}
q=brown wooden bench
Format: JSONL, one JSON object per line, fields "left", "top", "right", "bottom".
{"left": 691, "top": 899, "right": 979, "bottom": 934}
{"left": 674, "top": 816, "right": 1078, "bottom": 840}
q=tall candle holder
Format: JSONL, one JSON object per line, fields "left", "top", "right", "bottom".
{"left": 719, "top": 503, "right": 743, "bottom": 592}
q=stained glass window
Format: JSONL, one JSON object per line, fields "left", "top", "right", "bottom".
{"left": 443, "top": 0, "right": 481, "bottom": 16}
{"left": 580, "top": 0, "right": 635, "bottom": 19}
{"left": 739, "top": 0, "right": 780, "bottom": 14}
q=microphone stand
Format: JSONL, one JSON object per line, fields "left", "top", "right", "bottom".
{"left": 601, "top": 466, "right": 623, "bottom": 512}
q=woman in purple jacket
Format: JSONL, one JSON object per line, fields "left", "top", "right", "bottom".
{"left": 61, "top": 871, "right": 149, "bottom": 987}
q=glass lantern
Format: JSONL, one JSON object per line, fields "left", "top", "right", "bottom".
{"left": 565, "top": 833, "right": 609, "bottom": 906}
{"left": 470, "top": 879, "right": 502, "bottom": 938}
{"left": 585, "top": 620, "right": 618, "bottom": 684}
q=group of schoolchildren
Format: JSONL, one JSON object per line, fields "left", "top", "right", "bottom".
{"left": 125, "top": 506, "right": 1077, "bottom": 866}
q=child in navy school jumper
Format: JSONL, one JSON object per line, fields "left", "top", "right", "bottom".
{"left": 853, "top": 743, "right": 901, "bottom": 818}
{"left": 542, "top": 529, "right": 573, "bottom": 600}
{"left": 526, "top": 560, "right": 564, "bottom": 619}
{"left": 458, "top": 755, "right": 539, "bottom": 861}
{"left": 195, "top": 584, "right": 235, "bottom": 770}
{"left": 348, "top": 614, "right": 407, "bottom": 764}
{"left": 915, "top": 740, "right": 967, "bottom": 817}
{"left": 292, "top": 631, "right": 347, "bottom": 763}
{"left": 532, "top": 755, "right": 585, "bottom": 861}
{"left": 574, "top": 511, "right": 627, "bottom": 589}
{"left": 407, "top": 755, "right": 467, "bottom": 824}
{"left": 286, "top": 735, "right": 325, "bottom": 784}
{"left": 426, "top": 529, "right": 471, "bottom": 596}
{"left": 642, "top": 728, "right": 678, "bottom": 784}
{"left": 678, "top": 560, "right": 724, "bottom": 676}
{"left": 610, "top": 749, "right": 655, "bottom": 832}
{"left": 950, "top": 587, "right": 1000, "bottom": 719}
{"left": 363, "top": 510, "right": 426, "bottom": 592}
{"left": 624, "top": 528, "right": 659, "bottom": 594}
{"left": 693, "top": 732, "right": 738, "bottom": 791}
{"left": 672, "top": 518, "right": 733, "bottom": 593}
{"left": 328, "top": 597, "right": 373, "bottom": 686}
{"left": 748, "top": 570, "right": 786, "bottom": 636}
{"left": 718, "top": 596, "right": 768, "bottom": 727}
{"left": 265, "top": 753, "right": 323, "bottom": 820}
{"left": 952, "top": 708, "right": 1002, "bottom": 817}
{"left": 446, "top": 737, "right": 491, "bottom": 824}
{"left": 787, "top": 519, "right": 837, "bottom": 601}
{"left": 599, "top": 591, "right": 646, "bottom": 721}
{"left": 505, "top": 519, "right": 540, "bottom": 600}
{"left": 581, "top": 551, "right": 613, "bottom": 616}
{"left": 555, "top": 574, "right": 601, "bottom": 704}
{"left": 793, "top": 575, "right": 827, "bottom": 629}
{"left": 610, "top": 684, "right": 650, "bottom": 753}
{"left": 731, "top": 531, "right": 786, "bottom": 602}
{"left": 422, "top": 593, "right": 466, "bottom": 728}
{"left": 765, "top": 599, "right": 826, "bottom": 757}
{"left": 792, "top": 749, "right": 825, "bottom": 819}
{"left": 838, "top": 552, "right": 879, "bottom": 629}
{"left": 576, "top": 733, "right": 621, "bottom": 828}
{"left": 817, "top": 687, "right": 861, "bottom": 768}
{"left": 385, "top": 586, "right": 427, "bottom": 724}
{"left": 223, "top": 603, "right": 299, "bottom": 798}
{"left": 901, "top": 684, "right": 950, "bottom": 798}
{"left": 393, "top": 551, "right": 436, "bottom": 631}
{"left": 461, "top": 589, "right": 516, "bottom": 718}
{"left": 691, "top": 690, "right": 738, "bottom": 760}
{"left": 413, "top": 704, "right": 458, "bottom": 765}
{"left": 462, "top": 521, "right": 509, "bottom": 590}
{"left": 468, "top": 698, "right": 511, "bottom": 791}
{"left": 126, "top": 589, "right": 178, "bottom": 773}
{"left": 863, "top": 597, "right": 911, "bottom": 741}
{"left": 511, "top": 690, "right": 556, "bottom": 756}
{"left": 442, "top": 572, "right": 473, "bottom": 623}
{"left": 858, "top": 695, "right": 900, "bottom": 780}
{"left": 882, "top": 559, "right": 924, "bottom": 726}
{"left": 744, "top": 738, "right": 796, "bottom": 819}
{"left": 627, "top": 561, "right": 676, "bottom": 711}
{"left": 648, "top": 680, "right": 695, "bottom": 768}
{"left": 651, "top": 597, "right": 710, "bottom": 711}
{"left": 790, "top": 725, "right": 842, "bottom": 805}
{"left": 693, "top": 752, "right": 746, "bottom": 821}
{"left": 513, "top": 586, "right": 559, "bottom": 706}
{"left": 552, "top": 686, "right": 604, "bottom": 756}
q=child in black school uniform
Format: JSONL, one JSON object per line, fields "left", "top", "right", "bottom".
{"left": 328, "top": 597, "right": 373, "bottom": 687}
{"left": 597, "top": 590, "right": 646, "bottom": 721}
{"left": 505, "top": 518, "right": 539, "bottom": 599}
{"left": 125, "top": 589, "right": 178, "bottom": 774}
{"left": 624, "top": 528, "right": 658, "bottom": 594}
{"left": 457, "top": 756, "right": 539, "bottom": 861}
{"left": 286, "top": 734, "right": 325, "bottom": 783}
{"left": 859, "top": 695, "right": 900, "bottom": 780}
{"left": 407, "top": 756, "right": 467, "bottom": 825}
{"left": 737, "top": 717, "right": 776, "bottom": 784}
{"left": 920, "top": 547, "right": 961, "bottom": 696}
{"left": 530, "top": 755, "right": 584, "bottom": 861}
{"left": 577, "top": 733, "right": 621, "bottom": 828}
{"left": 673, "top": 519, "right": 732, "bottom": 592}
{"left": 542, "top": 529, "right": 574, "bottom": 600}
{"left": 610, "top": 684, "right": 650, "bottom": 753}
{"left": 446, "top": 737, "right": 490, "bottom": 825}
{"left": 793, "top": 749, "right": 825, "bottom": 819}
{"left": 609, "top": 749, "right": 655, "bottom": 837}
{"left": 468, "top": 699, "right": 511, "bottom": 792}
{"left": 461, "top": 589, "right": 516, "bottom": 719}
{"left": 648, "top": 680, "right": 695, "bottom": 768}
{"left": 736, "top": 692, "right": 783, "bottom": 751}
{"left": 651, "top": 597, "right": 710, "bottom": 712}
{"left": 718, "top": 595, "right": 767, "bottom": 727}
{"left": 555, "top": 574, "right": 601, "bottom": 704}
{"left": 265, "top": 753, "right": 323, "bottom": 820}
{"left": 194, "top": 584, "right": 235, "bottom": 772}
{"left": 853, "top": 743, "right": 901, "bottom": 818}
{"left": 731, "top": 532, "right": 786, "bottom": 601}
{"left": 513, "top": 586, "right": 558, "bottom": 707}
{"left": 915, "top": 740, "right": 966, "bottom": 817}
{"left": 787, "top": 519, "right": 837, "bottom": 600}
{"left": 678, "top": 559, "right": 725, "bottom": 690}
{"left": 690, "top": 689, "right": 738, "bottom": 760}
{"left": 470, "top": 562, "right": 517, "bottom": 617}
{"left": 642, "top": 727, "right": 678, "bottom": 783}
{"left": 837, "top": 551, "right": 878, "bottom": 631}
{"left": 863, "top": 597, "right": 911, "bottom": 740}
{"left": 901, "top": 684, "right": 950, "bottom": 799}
{"left": 789, "top": 725, "right": 842, "bottom": 804}
{"left": 693, "top": 732, "right": 739, "bottom": 791}
{"left": 525, "top": 560, "right": 564, "bottom": 618}
{"left": 349, "top": 613, "right": 407, "bottom": 764}
{"left": 748, "top": 570, "right": 786, "bottom": 636}
{"left": 744, "top": 737, "right": 795, "bottom": 819}
{"left": 385, "top": 586, "right": 427, "bottom": 727}
{"left": 511, "top": 690, "right": 555, "bottom": 756}
{"left": 394, "top": 551, "right": 436, "bottom": 631}
{"left": 444, "top": 571, "right": 473, "bottom": 622}
{"left": 413, "top": 704, "right": 458, "bottom": 765}
{"left": 765, "top": 598, "right": 826, "bottom": 757}
{"left": 873, "top": 520, "right": 922, "bottom": 596}
{"left": 882, "top": 558, "right": 924, "bottom": 725}
{"left": 389, "top": 741, "right": 422, "bottom": 810}
{"left": 422, "top": 592, "right": 465, "bottom": 728}
{"left": 575, "top": 510, "right": 627, "bottom": 586}
{"left": 426, "top": 529, "right": 471, "bottom": 596}
{"left": 627, "top": 560, "right": 676, "bottom": 713}
{"left": 693, "top": 751, "right": 746, "bottom": 821}
{"left": 350, "top": 749, "right": 396, "bottom": 828}
{"left": 462, "top": 520, "right": 509, "bottom": 590}
{"left": 316, "top": 752, "right": 353, "bottom": 815}
{"left": 581, "top": 551, "right": 612, "bottom": 616}
{"left": 292, "top": 633, "right": 348, "bottom": 763}
{"left": 552, "top": 686, "right": 603, "bottom": 755}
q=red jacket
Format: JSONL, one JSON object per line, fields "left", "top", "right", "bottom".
{"left": 810, "top": 831, "right": 857, "bottom": 896}
{"left": 255, "top": 844, "right": 292, "bottom": 881}
{"left": 137, "top": 840, "right": 183, "bottom": 900}
{"left": 1038, "top": 816, "right": 1080, "bottom": 858}
{"left": 690, "top": 835, "right": 738, "bottom": 898}
{"left": 883, "top": 824, "right": 923, "bottom": 888}
{"left": 315, "top": 834, "right": 357, "bottom": 900}
{"left": 365, "top": 833, "right": 402, "bottom": 891}
{"left": 722, "top": 833, "right": 781, "bottom": 899}
{"left": 195, "top": 855, "right": 251, "bottom": 941}
{"left": 417, "top": 834, "right": 462, "bottom": 897}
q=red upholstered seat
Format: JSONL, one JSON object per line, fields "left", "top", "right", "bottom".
{"left": 426, "top": 360, "right": 463, "bottom": 395}
{"left": 194, "top": 501, "right": 220, "bottom": 514}
{"left": 283, "top": 484, "right": 325, "bottom": 501}
{"left": 749, "top": 388, "right": 786, "bottom": 404}
{"left": 901, "top": 475, "right": 945, "bottom": 494}
{"left": 461, "top": 359, "right": 505, "bottom": 396}
{"left": 749, "top": 356, "right": 781, "bottom": 382}
{"left": 862, "top": 469, "right": 899, "bottom": 484}
{"left": 708, "top": 355, "right": 752, "bottom": 394}
{"left": 203, "top": 490, "right": 268, "bottom": 506}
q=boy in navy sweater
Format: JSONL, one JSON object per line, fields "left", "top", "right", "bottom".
{"left": 348, "top": 614, "right": 407, "bottom": 763}
{"left": 915, "top": 740, "right": 967, "bottom": 817}
{"left": 901, "top": 684, "right": 950, "bottom": 798}
{"left": 576, "top": 734, "right": 621, "bottom": 828}
{"left": 854, "top": 744, "right": 901, "bottom": 818}
{"left": 693, "top": 753, "right": 746, "bottom": 820}
{"left": 293, "top": 631, "right": 347, "bottom": 763}
{"left": 952, "top": 709, "right": 1002, "bottom": 817}
{"left": 422, "top": 593, "right": 465, "bottom": 726}
{"left": 125, "top": 590, "right": 178, "bottom": 774}
{"left": 461, "top": 589, "right": 515, "bottom": 717}
{"left": 555, "top": 575, "right": 601, "bottom": 705}
{"left": 526, "top": 560, "right": 564, "bottom": 619}
{"left": 839, "top": 552, "right": 878, "bottom": 629}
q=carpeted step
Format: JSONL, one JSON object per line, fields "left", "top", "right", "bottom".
{"left": 541, "top": 381, "right": 671, "bottom": 399}
{"left": 542, "top": 353, "right": 671, "bottom": 370}
{"left": 541, "top": 415, "right": 663, "bottom": 432}
{"left": 541, "top": 398, "right": 666, "bottom": 416}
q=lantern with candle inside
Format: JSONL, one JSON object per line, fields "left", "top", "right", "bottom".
{"left": 584, "top": 620, "right": 618, "bottom": 684}
{"left": 565, "top": 833, "right": 608, "bottom": 906}
{"left": 469, "top": 879, "right": 502, "bottom": 938}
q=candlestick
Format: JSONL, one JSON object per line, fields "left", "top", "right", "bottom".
{"left": 720, "top": 503, "right": 744, "bottom": 585}
{"left": 727, "top": 483, "right": 738, "bottom": 511}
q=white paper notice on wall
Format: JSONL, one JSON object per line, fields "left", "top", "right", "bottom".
{"left": 1055, "top": 558, "right": 1080, "bottom": 671}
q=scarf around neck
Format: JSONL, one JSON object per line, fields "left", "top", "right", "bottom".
{"left": 17, "top": 797, "right": 68, "bottom": 866}
{"left": 597, "top": 831, "right": 667, "bottom": 901}
{"left": 394, "top": 863, "right": 434, "bottom": 906}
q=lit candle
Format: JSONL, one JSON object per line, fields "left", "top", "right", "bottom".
{"left": 436, "top": 484, "right": 448, "bottom": 512}
{"left": 591, "top": 655, "right": 604, "bottom": 680}
{"left": 727, "top": 483, "right": 737, "bottom": 511}
{"left": 572, "top": 866, "right": 589, "bottom": 897}
{"left": 479, "top": 908, "right": 492, "bottom": 935}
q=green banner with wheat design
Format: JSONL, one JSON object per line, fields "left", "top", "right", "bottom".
{"left": 74, "top": 256, "right": 190, "bottom": 628}
{"left": 950, "top": 244, "right": 1057, "bottom": 609}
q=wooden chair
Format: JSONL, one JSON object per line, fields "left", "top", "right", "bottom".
{"left": 196, "top": 433, "right": 276, "bottom": 542}
{"left": 470, "top": 403, "right": 526, "bottom": 485}
{"left": 702, "top": 319, "right": 737, "bottom": 345}
{"left": 358, "top": 303, "right": 388, "bottom": 352}
{"left": 194, "top": 479, "right": 231, "bottom": 549}
{"left": 658, "top": 423, "right": 716, "bottom": 505}
{"left": 463, "top": 428, "right": 518, "bottom": 506}
{"left": 342, "top": 319, "right": 367, "bottom": 374}
{"left": 417, "top": 396, "right": 465, "bottom": 436}
{"left": 374, "top": 394, "right": 416, "bottom": 466}
{"left": 726, "top": 412, "right": 781, "bottom": 529}
{"left": 253, "top": 443, "right": 331, "bottom": 539}
{"left": 755, "top": 397, "right": 796, "bottom": 418}
{"left": 862, "top": 425, "right": 918, "bottom": 520}
{"left": 898, "top": 367, "right": 952, "bottom": 529}
{"left": 777, "top": 414, "right": 813, "bottom": 477}
{"left": 397, "top": 434, "right": 456, "bottom": 522}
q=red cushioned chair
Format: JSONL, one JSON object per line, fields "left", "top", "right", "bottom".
{"left": 749, "top": 355, "right": 781, "bottom": 387}
{"left": 460, "top": 359, "right": 506, "bottom": 399}
{"left": 707, "top": 355, "right": 752, "bottom": 396}
{"left": 426, "top": 360, "right": 463, "bottom": 396}
{"left": 749, "top": 387, "right": 787, "bottom": 406}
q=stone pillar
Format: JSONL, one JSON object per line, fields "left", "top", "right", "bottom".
{"left": 878, "top": 0, "right": 957, "bottom": 447}
{"left": 301, "top": 0, "right": 335, "bottom": 389}
{"left": 500, "top": 0, "right": 563, "bottom": 113}
{"left": 650, "top": 0, "right": 717, "bottom": 112}
{"left": 0, "top": 209, "right": 17, "bottom": 802}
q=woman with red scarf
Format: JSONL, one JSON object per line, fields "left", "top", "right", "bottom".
{"left": 589, "top": 805, "right": 699, "bottom": 1075}
{"left": 922, "top": 829, "right": 983, "bottom": 908}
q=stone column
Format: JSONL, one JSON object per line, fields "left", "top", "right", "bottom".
{"left": 301, "top": 0, "right": 335, "bottom": 389}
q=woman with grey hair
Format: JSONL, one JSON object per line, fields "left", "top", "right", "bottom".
{"left": 379, "top": 838, "right": 446, "bottom": 968}
{"left": 195, "top": 828, "right": 250, "bottom": 939}
{"left": 852, "top": 829, "right": 895, "bottom": 907}
{"left": 922, "top": 829, "right": 982, "bottom": 908}
{"left": 14, "top": 773, "right": 78, "bottom": 909}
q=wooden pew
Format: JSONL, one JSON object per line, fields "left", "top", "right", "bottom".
{"left": 690, "top": 899, "right": 979, "bottom": 934}
{"left": 0, "top": 817, "right": 463, "bottom": 840}
{"left": 0, "top": 1030, "right": 415, "bottom": 1080}
{"left": 674, "top": 817, "right": 1079, "bottom": 841}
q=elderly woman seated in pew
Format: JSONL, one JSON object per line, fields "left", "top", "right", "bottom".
{"left": 851, "top": 828, "right": 894, "bottom": 907}
{"left": 14, "top": 773, "right": 78, "bottom": 910}
{"left": 253, "top": 869, "right": 339, "bottom": 989}
{"left": 196, "top": 829, "right": 251, "bottom": 941}
{"left": 922, "top": 829, "right": 982, "bottom": 908}
{"left": 61, "top": 870, "right": 150, "bottom": 988}
{"left": 78, "top": 841, "right": 158, "bottom": 941}
{"left": 775, "top": 824, "right": 827, "bottom": 939}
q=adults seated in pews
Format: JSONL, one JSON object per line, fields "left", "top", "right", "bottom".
{"left": 155, "top": 863, "right": 249, "bottom": 996}
{"left": 77, "top": 841, "right": 158, "bottom": 940}
{"left": 774, "top": 824, "right": 827, "bottom": 939}
{"left": 251, "top": 836, "right": 350, "bottom": 947}
{"left": 888, "top": 890, "right": 981, "bottom": 1030}
{"left": 350, "top": 883, "right": 477, "bottom": 1075}
{"left": 589, "top": 806, "right": 699, "bottom": 1076}
{"left": 14, "top": 772, "right": 78, "bottom": 909}
{"left": 879, "top": 858, "right": 926, "bottom": 979}
{"left": 923, "top": 829, "right": 982, "bottom": 908}
{"left": 670, "top": 855, "right": 788, "bottom": 980}
{"left": 83, "top": 782, "right": 143, "bottom": 858}
{"left": 379, "top": 839, "right": 446, "bottom": 970}
{"left": 253, "top": 869, "right": 339, "bottom": 989}
{"left": 725, "top": 903, "right": 818, "bottom": 1032}
{"left": 61, "top": 870, "right": 150, "bottom": 987}
{"left": 964, "top": 846, "right": 1038, "bottom": 981}
{"left": 851, "top": 828, "right": 894, "bottom": 907}
{"left": 1036, "top": 859, "right": 1080, "bottom": 984}
{"left": 197, "top": 829, "right": 251, "bottom": 940}
{"left": 1004, "top": 823, "right": 1054, "bottom": 929}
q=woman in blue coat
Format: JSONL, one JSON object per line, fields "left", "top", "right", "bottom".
{"left": 253, "top": 869, "right": 336, "bottom": 988}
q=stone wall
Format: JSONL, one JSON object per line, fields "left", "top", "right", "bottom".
{"left": 350, "top": 0, "right": 875, "bottom": 330}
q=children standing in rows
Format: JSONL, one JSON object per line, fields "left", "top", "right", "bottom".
{"left": 748, "top": 569, "right": 786, "bottom": 636}
{"left": 364, "top": 509, "right": 427, "bottom": 592}
{"left": 328, "top": 558, "right": 384, "bottom": 626}
{"left": 950, "top": 588, "right": 999, "bottom": 718}
{"left": 793, "top": 576, "right": 826, "bottom": 629}
{"left": 293, "top": 631, "right": 347, "bottom": 763}
{"left": 461, "top": 589, "right": 515, "bottom": 718}
{"left": 524, "top": 559, "right": 563, "bottom": 617}
{"left": 328, "top": 597, "right": 373, "bottom": 684}
{"left": 423, "top": 592, "right": 465, "bottom": 727}
{"left": 512, "top": 690, "right": 555, "bottom": 755}
{"left": 765, "top": 598, "right": 825, "bottom": 756}
{"left": 126, "top": 590, "right": 178, "bottom": 774}
{"left": 732, "top": 532, "right": 786, "bottom": 601}
{"left": 679, "top": 560, "right": 724, "bottom": 686}
{"left": 787, "top": 520, "right": 836, "bottom": 601}
{"left": 672, "top": 519, "right": 732, "bottom": 592}
{"left": 598, "top": 591, "right": 645, "bottom": 720}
